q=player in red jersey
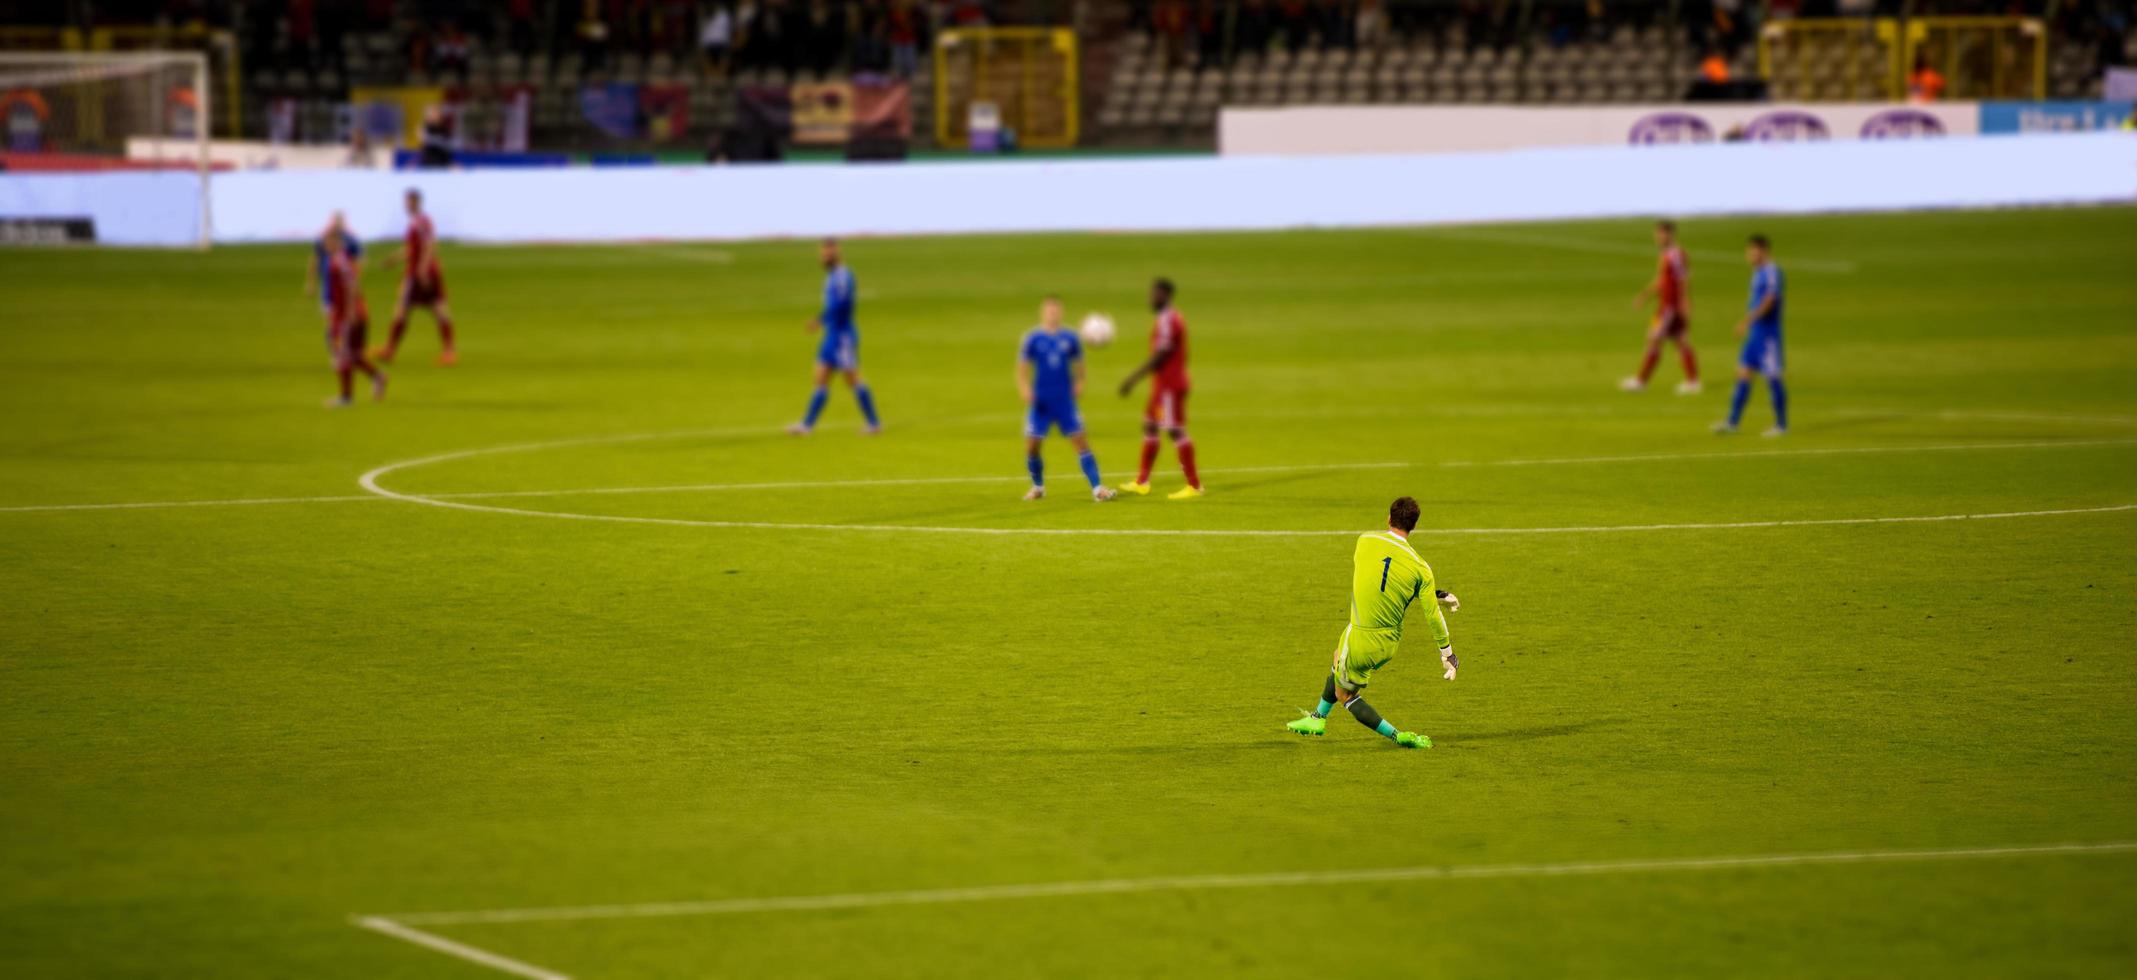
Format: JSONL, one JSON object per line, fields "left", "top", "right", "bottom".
{"left": 1116, "top": 277, "right": 1203, "bottom": 500}
{"left": 1622, "top": 219, "right": 1701, "bottom": 394}
{"left": 323, "top": 223, "right": 387, "bottom": 407}
{"left": 374, "top": 188, "right": 459, "bottom": 366}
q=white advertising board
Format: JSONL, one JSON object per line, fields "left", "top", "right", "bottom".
{"left": 1, "top": 132, "right": 2127, "bottom": 246}
{"left": 1221, "top": 103, "right": 1981, "bottom": 156}
{"left": 125, "top": 138, "right": 392, "bottom": 172}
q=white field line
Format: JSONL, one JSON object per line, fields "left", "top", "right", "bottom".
{"left": 350, "top": 489, "right": 2137, "bottom": 537}
{"left": 370, "top": 840, "right": 2137, "bottom": 929}
{"left": 354, "top": 916, "right": 569, "bottom": 980}
{"left": 426, "top": 460, "right": 1417, "bottom": 499}
{"left": 632, "top": 245, "right": 736, "bottom": 264}
{"left": 0, "top": 493, "right": 381, "bottom": 513}
{"left": 4, "top": 436, "right": 2131, "bottom": 518}
{"left": 354, "top": 430, "right": 2137, "bottom": 535}
{"left": 1435, "top": 437, "right": 2137, "bottom": 469}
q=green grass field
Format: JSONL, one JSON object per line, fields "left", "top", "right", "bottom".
{"left": 3, "top": 206, "right": 2135, "bottom": 978}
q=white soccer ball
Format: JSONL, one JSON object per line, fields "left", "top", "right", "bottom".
{"left": 1079, "top": 312, "right": 1116, "bottom": 348}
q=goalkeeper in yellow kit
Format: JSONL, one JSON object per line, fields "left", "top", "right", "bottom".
{"left": 1286, "top": 497, "right": 1459, "bottom": 748}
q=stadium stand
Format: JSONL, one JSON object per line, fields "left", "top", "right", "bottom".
{"left": 5, "top": 1, "right": 2130, "bottom": 151}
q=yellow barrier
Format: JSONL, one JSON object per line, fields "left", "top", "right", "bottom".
{"left": 1760, "top": 16, "right": 2044, "bottom": 102}
{"left": 1904, "top": 16, "right": 2045, "bottom": 101}
{"left": 934, "top": 27, "right": 1080, "bottom": 149}
{"left": 1758, "top": 18, "right": 1904, "bottom": 102}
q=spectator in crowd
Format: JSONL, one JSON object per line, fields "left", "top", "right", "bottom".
{"left": 1583, "top": 0, "right": 1611, "bottom": 42}
{"left": 1701, "top": 46, "right": 1730, "bottom": 83}
{"left": 1907, "top": 52, "right": 1946, "bottom": 101}
{"left": 1234, "top": 0, "right": 1274, "bottom": 58}
{"left": 1152, "top": 0, "right": 1191, "bottom": 68}
{"left": 1711, "top": 0, "right": 1749, "bottom": 56}
{"left": 506, "top": 0, "right": 538, "bottom": 56}
{"left": 289, "top": 0, "right": 318, "bottom": 65}
{"left": 1193, "top": 0, "right": 1225, "bottom": 66}
{"left": 1278, "top": 0, "right": 1311, "bottom": 53}
{"left": 416, "top": 104, "right": 453, "bottom": 168}
{"left": 317, "top": 0, "right": 349, "bottom": 75}
{"left": 1354, "top": 0, "right": 1388, "bottom": 51}
{"left": 734, "top": 0, "right": 764, "bottom": 68}
{"left": 888, "top": 0, "right": 922, "bottom": 76}
{"left": 1459, "top": 0, "right": 1506, "bottom": 53}
{"left": 804, "top": 0, "right": 846, "bottom": 74}
{"left": 345, "top": 127, "right": 378, "bottom": 168}
{"left": 740, "top": 0, "right": 788, "bottom": 70}
{"left": 2094, "top": 1, "right": 2131, "bottom": 67}
{"left": 779, "top": 0, "right": 812, "bottom": 70}
{"left": 700, "top": 4, "right": 734, "bottom": 73}
{"left": 1542, "top": 2, "right": 1576, "bottom": 48}
{"left": 433, "top": 21, "right": 472, "bottom": 83}
{"left": 850, "top": 0, "right": 891, "bottom": 74}
{"left": 662, "top": 0, "right": 697, "bottom": 58}
{"left": 578, "top": 0, "right": 612, "bottom": 71}
{"left": 1314, "top": 0, "right": 1352, "bottom": 50}
{"left": 608, "top": 0, "right": 647, "bottom": 55}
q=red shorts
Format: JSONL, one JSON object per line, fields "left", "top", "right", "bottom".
{"left": 402, "top": 273, "right": 448, "bottom": 307}
{"left": 334, "top": 315, "right": 370, "bottom": 369}
{"left": 1651, "top": 308, "right": 1689, "bottom": 339}
{"left": 1144, "top": 385, "right": 1188, "bottom": 427}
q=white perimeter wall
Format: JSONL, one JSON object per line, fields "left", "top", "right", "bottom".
{"left": 0, "top": 132, "right": 2129, "bottom": 247}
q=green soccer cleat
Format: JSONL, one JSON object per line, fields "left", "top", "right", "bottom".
{"left": 1286, "top": 713, "right": 1326, "bottom": 737}
{"left": 1394, "top": 731, "right": 1432, "bottom": 749}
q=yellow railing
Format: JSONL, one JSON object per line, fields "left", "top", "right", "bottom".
{"left": 934, "top": 27, "right": 1080, "bottom": 149}
{"left": 1759, "top": 16, "right": 2044, "bottom": 102}
{"left": 1758, "top": 18, "right": 1904, "bottom": 102}
{"left": 1903, "top": 16, "right": 2046, "bottom": 101}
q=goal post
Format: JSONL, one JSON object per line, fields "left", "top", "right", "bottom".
{"left": 0, "top": 51, "right": 212, "bottom": 247}
{"left": 933, "top": 27, "right": 1080, "bottom": 150}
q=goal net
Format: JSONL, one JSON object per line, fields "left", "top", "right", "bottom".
{"left": 0, "top": 52, "right": 211, "bottom": 246}
{"left": 933, "top": 27, "right": 1080, "bottom": 150}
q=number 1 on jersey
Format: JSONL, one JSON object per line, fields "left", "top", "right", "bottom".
{"left": 1380, "top": 556, "right": 1392, "bottom": 592}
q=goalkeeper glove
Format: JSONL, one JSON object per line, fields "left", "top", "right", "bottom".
{"left": 1435, "top": 589, "right": 1459, "bottom": 612}
{"left": 1439, "top": 646, "right": 1458, "bottom": 681}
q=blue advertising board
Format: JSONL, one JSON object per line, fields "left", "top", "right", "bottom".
{"left": 1979, "top": 101, "right": 2134, "bottom": 135}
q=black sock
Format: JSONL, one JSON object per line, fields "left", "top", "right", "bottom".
{"left": 1321, "top": 674, "right": 1338, "bottom": 705}
{"left": 1347, "top": 698, "right": 1398, "bottom": 738}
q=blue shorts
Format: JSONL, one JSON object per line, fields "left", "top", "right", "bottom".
{"left": 1739, "top": 328, "right": 1784, "bottom": 377}
{"left": 817, "top": 333, "right": 858, "bottom": 371}
{"left": 1025, "top": 399, "right": 1084, "bottom": 438}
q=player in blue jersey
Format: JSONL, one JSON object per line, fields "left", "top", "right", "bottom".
{"left": 1715, "top": 234, "right": 1789, "bottom": 437}
{"left": 1017, "top": 296, "right": 1117, "bottom": 502}
{"left": 788, "top": 238, "right": 882, "bottom": 436}
{"left": 302, "top": 211, "right": 363, "bottom": 356}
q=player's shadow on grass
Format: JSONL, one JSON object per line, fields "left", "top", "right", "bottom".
{"left": 978, "top": 740, "right": 1300, "bottom": 759}
{"left": 1447, "top": 717, "right": 1628, "bottom": 745}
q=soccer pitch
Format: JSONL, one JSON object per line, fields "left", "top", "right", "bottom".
{"left": 3, "top": 207, "right": 2134, "bottom": 978}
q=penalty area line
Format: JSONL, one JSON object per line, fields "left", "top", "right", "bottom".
{"left": 354, "top": 916, "right": 570, "bottom": 980}
{"left": 370, "top": 840, "right": 2137, "bottom": 929}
